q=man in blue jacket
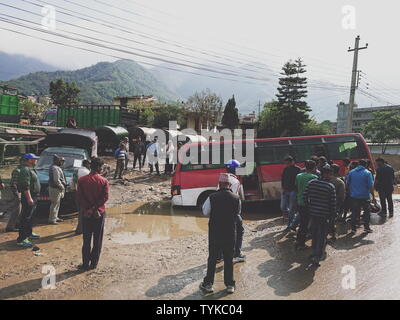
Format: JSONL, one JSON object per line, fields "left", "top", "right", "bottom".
{"left": 346, "top": 159, "right": 376, "bottom": 234}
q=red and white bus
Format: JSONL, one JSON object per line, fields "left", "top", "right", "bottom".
{"left": 171, "top": 133, "right": 373, "bottom": 207}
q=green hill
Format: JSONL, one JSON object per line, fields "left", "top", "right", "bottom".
{"left": 1, "top": 60, "right": 177, "bottom": 103}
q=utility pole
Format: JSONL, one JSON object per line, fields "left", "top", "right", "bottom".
{"left": 258, "top": 100, "right": 261, "bottom": 118}
{"left": 346, "top": 35, "right": 368, "bottom": 133}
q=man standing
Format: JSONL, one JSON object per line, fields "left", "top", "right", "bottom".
{"left": 375, "top": 157, "right": 396, "bottom": 218}
{"left": 304, "top": 165, "right": 336, "bottom": 266}
{"left": 347, "top": 159, "right": 376, "bottom": 234}
{"left": 48, "top": 155, "right": 67, "bottom": 225}
{"left": 77, "top": 157, "right": 109, "bottom": 270}
{"left": 132, "top": 138, "right": 145, "bottom": 171}
{"left": 147, "top": 137, "right": 160, "bottom": 175}
{"left": 5, "top": 158, "right": 23, "bottom": 232}
{"left": 121, "top": 137, "right": 130, "bottom": 170}
{"left": 328, "top": 164, "right": 345, "bottom": 241}
{"left": 16, "top": 153, "right": 41, "bottom": 248}
{"left": 114, "top": 143, "right": 128, "bottom": 179}
{"left": 281, "top": 156, "right": 301, "bottom": 232}
{"left": 71, "top": 159, "right": 91, "bottom": 235}
{"left": 199, "top": 173, "right": 240, "bottom": 294}
{"left": 295, "top": 160, "right": 318, "bottom": 250}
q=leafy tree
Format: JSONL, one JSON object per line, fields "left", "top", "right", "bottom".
{"left": 49, "top": 79, "right": 80, "bottom": 106}
{"left": 185, "top": 89, "right": 223, "bottom": 129}
{"left": 138, "top": 108, "right": 155, "bottom": 127}
{"left": 274, "top": 58, "right": 311, "bottom": 136}
{"left": 257, "top": 100, "right": 281, "bottom": 137}
{"left": 19, "top": 100, "right": 47, "bottom": 124}
{"left": 363, "top": 111, "right": 400, "bottom": 154}
{"left": 302, "top": 119, "right": 332, "bottom": 136}
{"left": 221, "top": 95, "right": 239, "bottom": 129}
{"left": 153, "top": 103, "right": 186, "bottom": 129}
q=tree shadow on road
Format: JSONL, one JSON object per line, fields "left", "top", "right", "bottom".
{"left": 0, "top": 269, "right": 83, "bottom": 299}
{"left": 248, "top": 229, "right": 317, "bottom": 297}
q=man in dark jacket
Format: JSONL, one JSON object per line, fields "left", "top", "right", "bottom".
{"left": 304, "top": 165, "right": 336, "bottom": 266}
{"left": 375, "top": 157, "right": 396, "bottom": 217}
{"left": 199, "top": 173, "right": 241, "bottom": 295}
{"left": 132, "top": 137, "right": 145, "bottom": 171}
{"left": 281, "top": 156, "right": 301, "bottom": 231}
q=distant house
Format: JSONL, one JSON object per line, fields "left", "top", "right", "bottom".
{"left": 113, "top": 95, "right": 157, "bottom": 109}
{"left": 239, "top": 111, "right": 257, "bottom": 131}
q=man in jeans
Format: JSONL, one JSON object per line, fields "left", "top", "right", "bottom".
{"left": 16, "top": 153, "right": 41, "bottom": 248}
{"left": 304, "top": 165, "right": 336, "bottom": 266}
{"left": 77, "top": 157, "right": 109, "bottom": 270}
{"left": 375, "top": 157, "right": 396, "bottom": 218}
{"left": 346, "top": 159, "right": 376, "bottom": 234}
{"left": 48, "top": 155, "right": 67, "bottom": 225}
{"left": 281, "top": 156, "right": 301, "bottom": 232}
{"left": 295, "top": 160, "right": 318, "bottom": 250}
{"left": 199, "top": 173, "right": 241, "bottom": 295}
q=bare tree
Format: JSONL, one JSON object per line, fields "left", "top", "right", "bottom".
{"left": 185, "top": 89, "right": 223, "bottom": 129}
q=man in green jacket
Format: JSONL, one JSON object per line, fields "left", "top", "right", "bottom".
{"left": 5, "top": 157, "right": 23, "bottom": 232}
{"left": 295, "top": 160, "right": 318, "bottom": 249}
{"left": 16, "top": 153, "right": 41, "bottom": 248}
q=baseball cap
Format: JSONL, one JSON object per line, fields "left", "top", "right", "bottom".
{"left": 22, "top": 153, "right": 39, "bottom": 161}
{"left": 227, "top": 159, "right": 241, "bottom": 169}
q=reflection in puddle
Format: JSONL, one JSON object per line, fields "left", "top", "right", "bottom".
{"left": 108, "top": 201, "right": 208, "bottom": 245}
{"left": 107, "top": 201, "right": 273, "bottom": 245}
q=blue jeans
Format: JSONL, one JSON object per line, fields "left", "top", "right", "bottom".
{"left": 281, "top": 191, "right": 298, "bottom": 228}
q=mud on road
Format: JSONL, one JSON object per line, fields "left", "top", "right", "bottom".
{"left": 1, "top": 157, "right": 400, "bottom": 300}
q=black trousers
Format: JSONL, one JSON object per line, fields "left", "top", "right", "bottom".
{"left": 378, "top": 189, "right": 394, "bottom": 215}
{"left": 351, "top": 198, "right": 371, "bottom": 229}
{"left": 204, "top": 241, "right": 235, "bottom": 287}
{"left": 150, "top": 162, "right": 160, "bottom": 174}
{"left": 133, "top": 154, "right": 143, "bottom": 170}
{"left": 17, "top": 195, "right": 38, "bottom": 243}
{"left": 310, "top": 216, "right": 329, "bottom": 261}
{"left": 296, "top": 205, "right": 309, "bottom": 246}
{"left": 82, "top": 214, "right": 105, "bottom": 268}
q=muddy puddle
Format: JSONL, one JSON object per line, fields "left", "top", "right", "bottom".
{"left": 106, "top": 201, "right": 273, "bottom": 245}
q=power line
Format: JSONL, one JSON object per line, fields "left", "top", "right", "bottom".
{"left": 0, "top": 24, "right": 269, "bottom": 86}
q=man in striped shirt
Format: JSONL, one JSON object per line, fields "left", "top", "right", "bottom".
{"left": 304, "top": 165, "right": 336, "bottom": 266}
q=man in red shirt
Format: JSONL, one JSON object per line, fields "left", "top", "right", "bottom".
{"left": 77, "top": 157, "right": 109, "bottom": 270}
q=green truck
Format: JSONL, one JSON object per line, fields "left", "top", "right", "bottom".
{"left": 56, "top": 105, "right": 137, "bottom": 128}
{"left": 0, "top": 85, "right": 20, "bottom": 123}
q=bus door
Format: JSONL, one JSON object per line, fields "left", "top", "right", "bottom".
{"left": 255, "top": 140, "right": 292, "bottom": 200}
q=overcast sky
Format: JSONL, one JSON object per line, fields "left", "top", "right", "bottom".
{"left": 1, "top": 0, "right": 399, "bottom": 120}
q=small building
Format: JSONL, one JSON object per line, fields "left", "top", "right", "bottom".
{"left": 113, "top": 95, "right": 157, "bottom": 109}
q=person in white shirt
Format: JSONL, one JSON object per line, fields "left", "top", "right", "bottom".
{"left": 147, "top": 137, "right": 161, "bottom": 175}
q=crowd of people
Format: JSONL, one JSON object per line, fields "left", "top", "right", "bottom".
{"left": 1, "top": 145, "right": 397, "bottom": 293}
{"left": 113, "top": 136, "right": 183, "bottom": 179}
{"left": 199, "top": 155, "right": 397, "bottom": 295}
{"left": 2, "top": 153, "right": 110, "bottom": 271}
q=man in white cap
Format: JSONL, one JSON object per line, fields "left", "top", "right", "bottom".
{"left": 199, "top": 173, "right": 241, "bottom": 294}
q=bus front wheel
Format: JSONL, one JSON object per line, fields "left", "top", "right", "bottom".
{"left": 197, "top": 191, "right": 216, "bottom": 210}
